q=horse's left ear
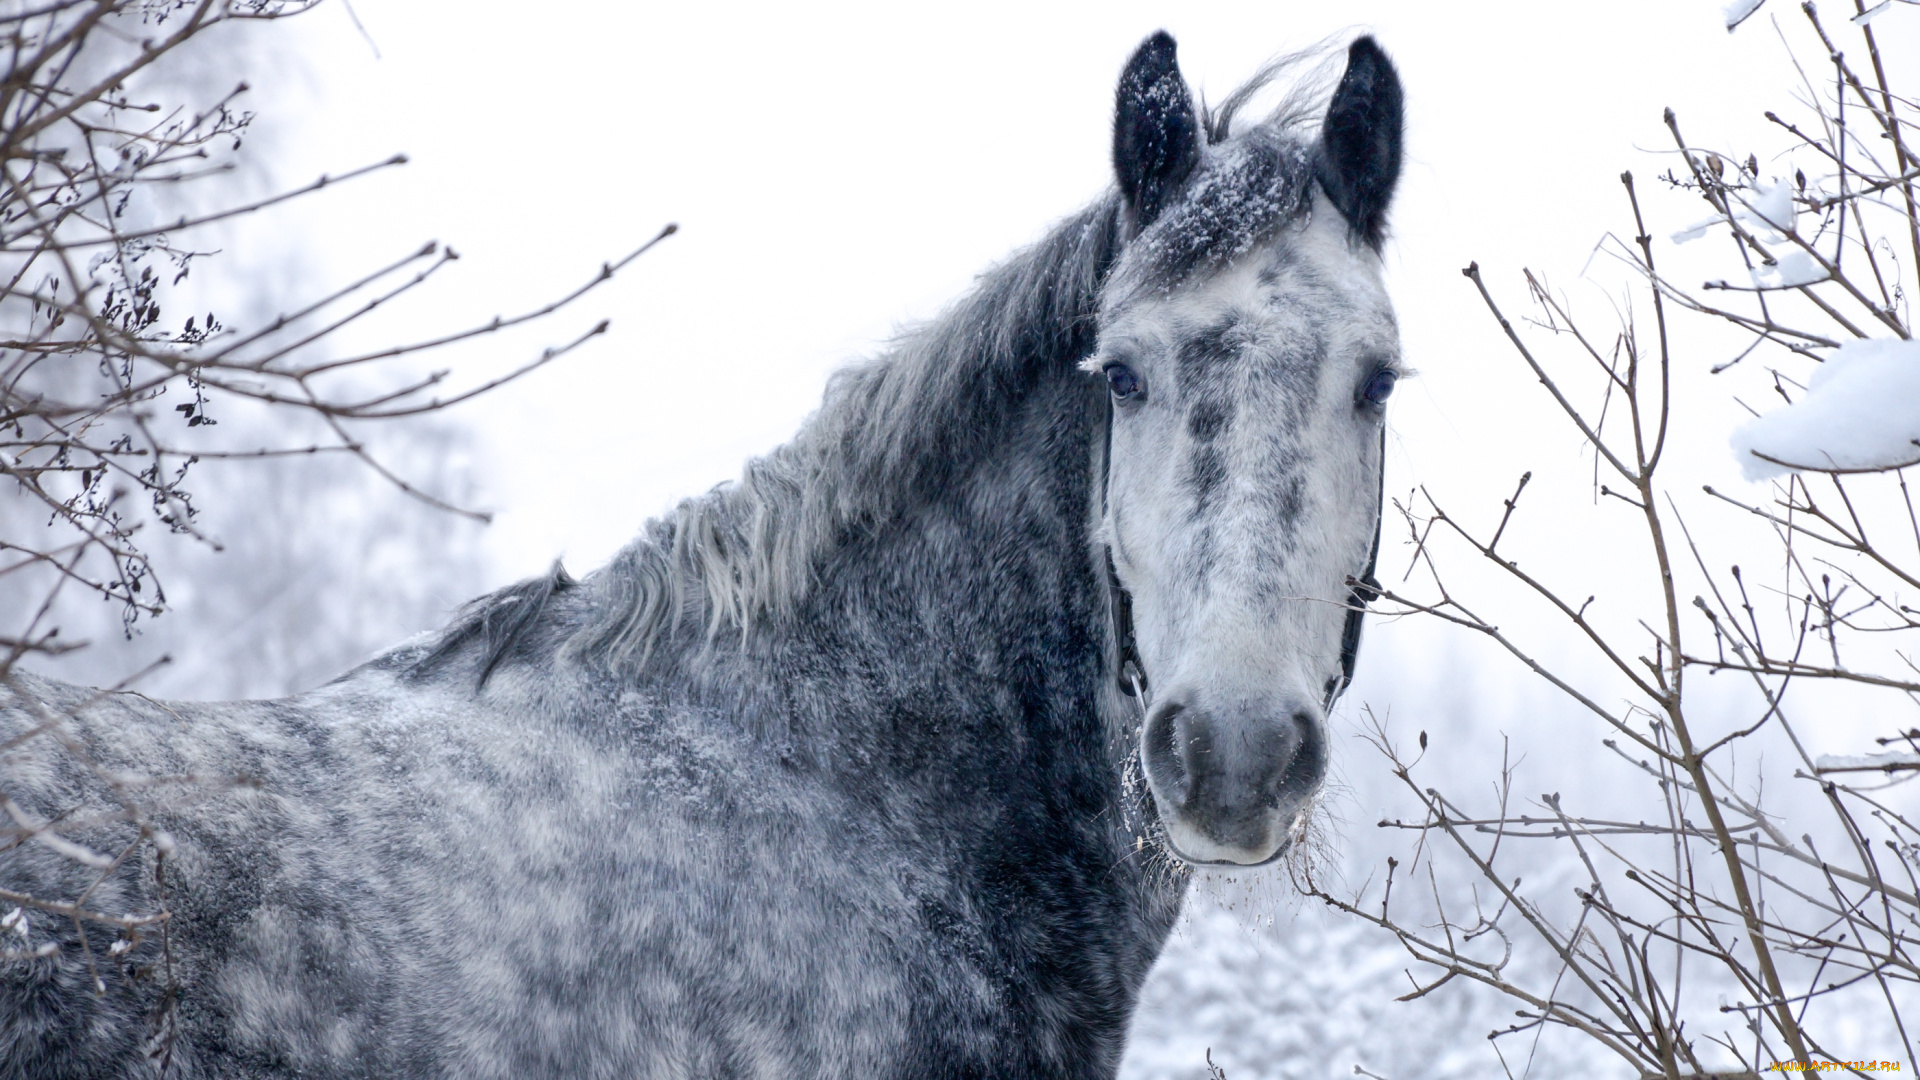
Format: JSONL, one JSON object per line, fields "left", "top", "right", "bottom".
{"left": 1113, "top": 31, "right": 1201, "bottom": 236}
{"left": 1315, "top": 36, "right": 1403, "bottom": 248}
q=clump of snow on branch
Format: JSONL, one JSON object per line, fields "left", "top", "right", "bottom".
{"left": 1732, "top": 338, "right": 1920, "bottom": 479}
{"left": 1748, "top": 250, "right": 1828, "bottom": 289}
{"left": 1725, "top": 0, "right": 1767, "bottom": 31}
{"left": 1740, "top": 177, "right": 1796, "bottom": 235}
{"left": 1852, "top": 1, "right": 1892, "bottom": 27}
{"left": 1674, "top": 177, "right": 1802, "bottom": 258}
{"left": 1814, "top": 750, "right": 1920, "bottom": 774}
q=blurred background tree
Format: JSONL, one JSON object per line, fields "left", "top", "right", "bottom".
{"left": 0, "top": 0, "right": 662, "bottom": 698}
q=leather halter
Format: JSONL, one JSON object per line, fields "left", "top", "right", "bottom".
{"left": 1100, "top": 397, "right": 1384, "bottom": 714}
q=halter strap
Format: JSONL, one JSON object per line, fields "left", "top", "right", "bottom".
{"left": 1100, "top": 396, "right": 1151, "bottom": 701}
{"left": 1107, "top": 546, "right": 1149, "bottom": 698}
{"left": 1099, "top": 398, "right": 1384, "bottom": 712}
{"left": 1322, "top": 426, "right": 1386, "bottom": 711}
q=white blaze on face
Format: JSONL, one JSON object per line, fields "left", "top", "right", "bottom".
{"left": 1090, "top": 192, "right": 1399, "bottom": 864}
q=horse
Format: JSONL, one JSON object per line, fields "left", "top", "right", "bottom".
{"left": 0, "top": 31, "right": 1404, "bottom": 1079}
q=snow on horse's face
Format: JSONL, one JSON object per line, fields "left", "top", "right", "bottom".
{"left": 1092, "top": 36, "right": 1403, "bottom": 865}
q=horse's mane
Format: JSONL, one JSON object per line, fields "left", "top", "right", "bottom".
{"left": 409, "top": 46, "right": 1339, "bottom": 684}
{"left": 566, "top": 194, "right": 1126, "bottom": 673}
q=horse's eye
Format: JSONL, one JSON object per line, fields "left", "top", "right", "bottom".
{"left": 1104, "top": 362, "right": 1145, "bottom": 402}
{"left": 1361, "top": 368, "right": 1397, "bottom": 407}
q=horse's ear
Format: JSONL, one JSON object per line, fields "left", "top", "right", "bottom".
{"left": 1113, "top": 31, "right": 1201, "bottom": 235}
{"left": 1315, "top": 36, "right": 1403, "bottom": 248}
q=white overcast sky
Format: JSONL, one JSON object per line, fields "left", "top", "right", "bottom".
{"left": 236, "top": 0, "right": 1895, "bottom": 563}
{"left": 205, "top": 1, "right": 1915, "bottom": 745}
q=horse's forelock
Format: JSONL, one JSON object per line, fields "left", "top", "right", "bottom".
{"left": 1116, "top": 130, "right": 1318, "bottom": 301}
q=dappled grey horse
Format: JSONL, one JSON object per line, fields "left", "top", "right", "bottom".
{"left": 1, "top": 32, "right": 1404, "bottom": 1079}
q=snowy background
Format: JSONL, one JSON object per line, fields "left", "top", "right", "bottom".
{"left": 17, "top": 1, "right": 1920, "bottom": 1077}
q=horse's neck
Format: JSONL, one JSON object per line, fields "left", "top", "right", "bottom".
{"left": 801, "top": 359, "right": 1181, "bottom": 924}
{"left": 805, "top": 359, "right": 1111, "bottom": 733}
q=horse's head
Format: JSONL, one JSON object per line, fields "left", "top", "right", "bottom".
{"left": 1089, "top": 33, "right": 1403, "bottom": 866}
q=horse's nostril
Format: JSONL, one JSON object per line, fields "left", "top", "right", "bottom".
{"left": 1279, "top": 708, "right": 1326, "bottom": 795}
{"left": 1142, "top": 700, "right": 1192, "bottom": 805}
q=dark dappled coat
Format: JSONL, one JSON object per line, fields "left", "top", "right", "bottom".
{"left": 0, "top": 31, "right": 1404, "bottom": 1080}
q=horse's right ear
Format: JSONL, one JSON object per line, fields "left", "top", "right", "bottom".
{"left": 1113, "top": 31, "right": 1201, "bottom": 236}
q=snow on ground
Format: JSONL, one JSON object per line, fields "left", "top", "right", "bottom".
{"left": 1732, "top": 337, "right": 1920, "bottom": 479}
{"left": 1120, "top": 894, "right": 1619, "bottom": 1080}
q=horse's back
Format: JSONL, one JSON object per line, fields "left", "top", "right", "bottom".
{"left": 1, "top": 665, "right": 931, "bottom": 1078}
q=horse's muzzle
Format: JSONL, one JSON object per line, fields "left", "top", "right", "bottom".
{"left": 1140, "top": 689, "right": 1327, "bottom": 865}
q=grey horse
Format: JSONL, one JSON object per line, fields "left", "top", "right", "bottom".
{"left": 0, "top": 31, "right": 1404, "bottom": 1079}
